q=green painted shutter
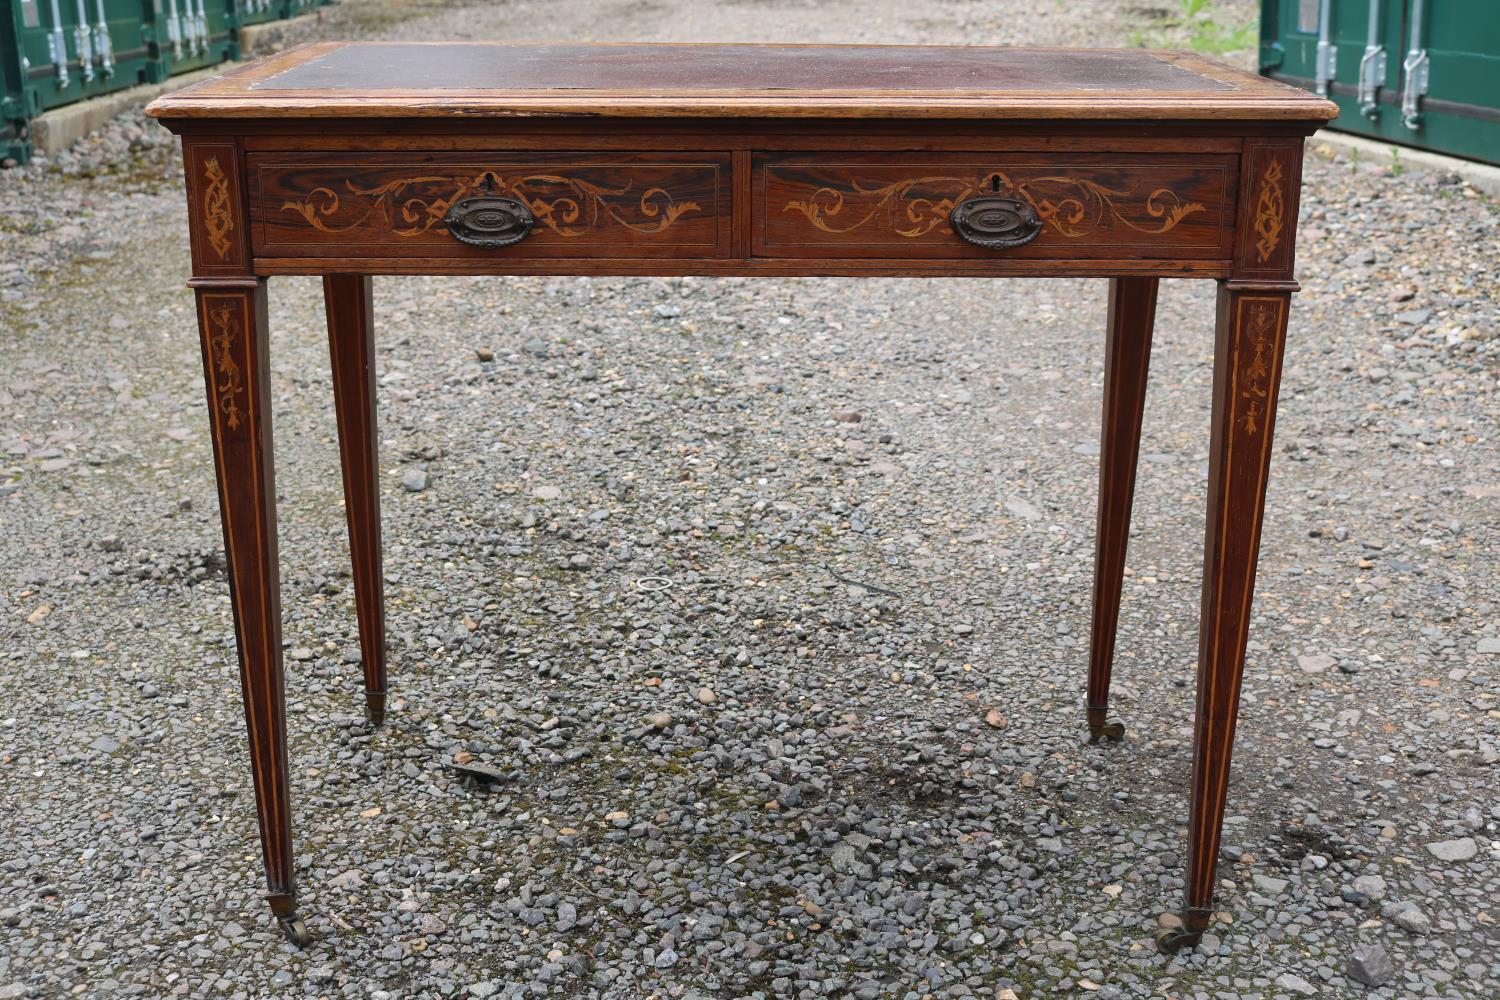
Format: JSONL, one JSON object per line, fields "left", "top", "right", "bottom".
{"left": 1261, "top": 0, "right": 1500, "bottom": 165}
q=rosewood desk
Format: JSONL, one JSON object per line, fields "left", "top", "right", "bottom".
{"left": 145, "top": 42, "right": 1335, "bottom": 951}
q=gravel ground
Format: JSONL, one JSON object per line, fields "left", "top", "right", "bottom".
{"left": 2, "top": 1, "right": 1499, "bottom": 998}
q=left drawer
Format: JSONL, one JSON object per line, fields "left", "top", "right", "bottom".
{"left": 248, "top": 152, "right": 732, "bottom": 259}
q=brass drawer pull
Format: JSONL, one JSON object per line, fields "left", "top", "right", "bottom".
{"left": 949, "top": 195, "right": 1042, "bottom": 250}
{"left": 443, "top": 194, "right": 535, "bottom": 248}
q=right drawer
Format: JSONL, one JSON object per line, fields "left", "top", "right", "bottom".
{"left": 753, "top": 151, "right": 1238, "bottom": 261}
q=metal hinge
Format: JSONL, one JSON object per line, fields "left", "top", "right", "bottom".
{"left": 93, "top": 0, "right": 114, "bottom": 76}
{"left": 1315, "top": 42, "right": 1338, "bottom": 96}
{"left": 1357, "top": 0, "right": 1385, "bottom": 119}
{"left": 166, "top": 0, "right": 183, "bottom": 61}
{"left": 73, "top": 1, "right": 94, "bottom": 84}
{"left": 1314, "top": 0, "right": 1337, "bottom": 97}
{"left": 1357, "top": 46, "right": 1386, "bottom": 118}
{"left": 1402, "top": 48, "right": 1430, "bottom": 130}
{"left": 191, "top": 0, "right": 208, "bottom": 56}
{"left": 1400, "top": 0, "right": 1430, "bottom": 130}
{"left": 46, "top": 0, "right": 69, "bottom": 88}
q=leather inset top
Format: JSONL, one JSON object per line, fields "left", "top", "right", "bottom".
{"left": 256, "top": 43, "right": 1234, "bottom": 95}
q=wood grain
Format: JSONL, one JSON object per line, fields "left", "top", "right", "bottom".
{"left": 1180, "top": 284, "right": 1291, "bottom": 936}
{"left": 1234, "top": 138, "right": 1305, "bottom": 280}
{"left": 145, "top": 42, "right": 1338, "bottom": 123}
{"left": 1088, "top": 277, "right": 1158, "bottom": 737}
{"left": 324, "top": 275, "right": 387, "bottom": 725}
{"left": 162, "top": 41, "right": 1320, "bottom": 949}
{"left": 756, "top": 152, "right": 1236, "bottom": 260}
{"left": 251, "top": 152, "right": 730, "bottom": 259}
{"left": 185, "top": 138, "right": 251, "bottom": 277}
{"left": 193, "top": 281, "right": 295, "bottom": 916}
{"left": 249, "top": 257, "right": 1234, "bottom": 279}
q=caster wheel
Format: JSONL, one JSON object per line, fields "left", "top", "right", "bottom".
{"left": 1088, "top": 719, "right": 1126, "bottom": 743}
{"left": 1155, "top": 925, "right": 1203, "bottom": 954}
{"left": 277, "top": 913, "right": 312, "bottom": 947}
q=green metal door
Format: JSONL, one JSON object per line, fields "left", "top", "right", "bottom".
{"left": 235, "top": 0, "right": 278, "bottom": 27}
{"left": 3, "top": 0, "right": 337, "bottom": 166}
{"left": 141, "top": 0, "right": 236, "bottom": 82}
{"left": 1261, "top": 0, "right": 1500, "bottom": 164}
{"left": 2, "top": 0, "right": 173, "bottom": 164}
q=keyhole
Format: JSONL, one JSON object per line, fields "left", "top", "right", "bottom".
{"left": 989, "top": 174, "right": 1000, "bottom": 193}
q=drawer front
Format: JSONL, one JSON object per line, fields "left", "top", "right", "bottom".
{"left": 250, "top": 152, "right": 731, "bottom": 258}
{"left": 755, "top": 152, "right": 1237, "bottom": 260}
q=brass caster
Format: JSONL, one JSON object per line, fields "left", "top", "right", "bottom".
{"left": 365, "top": 690, "right": 386, "bottom": 727}
{"left": 1088, "top": 719, "right": 1126, "bottom": 743}
{"left": 1155, "top": 908, "right": 1211, "bottom": 953}
{"left": 277, "top": 912, "right": 312, "bottom": 947}
{"left": 1155, "top": 925, "right": 1202, "bottom": 953}
{"left": 1085, "top": 705, "right": 1124, "bottom": 743}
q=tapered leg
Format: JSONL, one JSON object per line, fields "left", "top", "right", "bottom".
{"left": 323, "top": 274, "right": 387, "bottom": 725}
{"left": 194, "top": 279, "right": 308, "bottom": 946}
{"left": 1157, "top": 283, "right": 1291, "bottom": 953}
{"left": 1087, "top": 276, "right": 1157, "bottom": 742}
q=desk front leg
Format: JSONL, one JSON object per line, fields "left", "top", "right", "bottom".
{"left": 192, "top": 279, "right": 307, "bottom": 947}
{"left": 1159, "top": 282, "right": 1290, "bottom": 953}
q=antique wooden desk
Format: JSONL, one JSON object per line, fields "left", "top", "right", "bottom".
{"left": 146, "top": 42, "right": 1334, "bottom": 950}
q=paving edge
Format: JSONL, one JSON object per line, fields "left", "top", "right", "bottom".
{"left": 1309, "top": 131, "right": 1500, "bottom": 200}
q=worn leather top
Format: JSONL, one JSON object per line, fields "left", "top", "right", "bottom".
{"left": 146, "top": 42, "right": 1338, "bottom": 121}
{"left": 261, "top": 43, "right": 1229, "bottom": 93}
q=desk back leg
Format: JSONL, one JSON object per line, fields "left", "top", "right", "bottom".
{"left": 324, "top": 274, "right": 388, "bottom": 725}
{"left": 1086, "top": 276, "right": 1157, "bottom": 743}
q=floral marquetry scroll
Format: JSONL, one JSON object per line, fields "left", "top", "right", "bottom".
{"left": 1235, "top": 298, "right": 1283, "bottom": 437}
{"left": 202, "top": 158, "right": 235, "bottom": 260}
{"left": 1252, "top": 160, "right": 1284, "bottom": 264}
{"left": 758, "top": 154, "right": 1236, "bottom": 259}
{"left": 785, "top": 172, "right": 1206, "bottom": 241}
{"left": 252, "top": 156, "right": 729, "bottom": 257}
{"left": 281, "top": 170, "right": 701, "bottom": 240}
{"left": 187, "top": 142, "right": 246, "bottom": 274}
{"left": 206, "top": 301, "right": 246, "bottom": 431}
{"left": 1236, "top": 142, "right": 1302, "bottom": 278}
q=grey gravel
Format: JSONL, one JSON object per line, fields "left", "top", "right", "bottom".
{"left": 1425, "top": 837, "right": 1479, "bottom": 862}
{"left": 1353, "top": 873, "right": 1388, "bottom": 902}
{"left": 2, "top": 0, "right": 1498, "bottom": 998}
{"left": 1393, "top": 904, "right": 1435, "bottom": 935}
{"left": 1253, "top": 873, "right": 1290, "bottom": 896}
{"left": 1350, "top": 942, "right": 1397, "bottom": 987}
{"left": 1277, "top": 972, "right": 1320, "bottom": 995}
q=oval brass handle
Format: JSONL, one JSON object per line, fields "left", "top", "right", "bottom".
{"left": 443, "top": 195, "right": 535, "bottom": 249}
{"left": 949, "top": 196, "right": 1043, "bottom": 250}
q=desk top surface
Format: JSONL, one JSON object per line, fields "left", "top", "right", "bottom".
{"left": 146, "top": 42, "right": 1336, "bottom": 123}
